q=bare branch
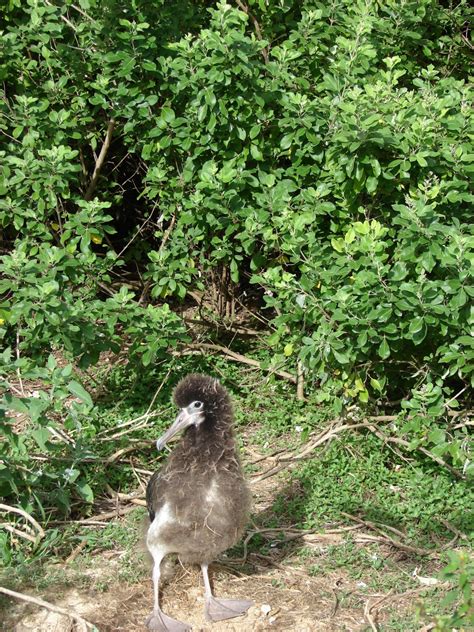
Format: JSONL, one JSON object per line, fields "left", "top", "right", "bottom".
{"left": 84, "top": 118, "right": 115, "bottom": 201}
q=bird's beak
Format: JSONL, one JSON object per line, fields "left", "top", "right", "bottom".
{"left": 156, "top": 408, "right": 204, "bottom": 451}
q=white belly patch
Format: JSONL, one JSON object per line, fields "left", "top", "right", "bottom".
{"left": 147, "top": 502, "right": 173, "bottom": 548}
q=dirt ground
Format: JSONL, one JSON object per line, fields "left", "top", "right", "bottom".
{"left": 8, "top": 566, "right": 365, "bottom": 632}
{"left": 2, "top": 450, "right": 432, "bottom": 632}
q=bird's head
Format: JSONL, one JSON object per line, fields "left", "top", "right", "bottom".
{"left": 155, "top": 374, "right": 231, "bottom": 450}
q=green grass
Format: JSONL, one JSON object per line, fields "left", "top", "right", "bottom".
{"left": 280, "top": 433, "right": 474, "bottom": 545}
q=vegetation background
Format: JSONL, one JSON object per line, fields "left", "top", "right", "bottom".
{"left": 0, "top": 0, "right": 472, "bottom": 630}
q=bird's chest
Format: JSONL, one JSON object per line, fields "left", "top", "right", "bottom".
{"left": 147, "top": 476, "right": 231, "bottom": 556}
{"left": 152, "top": 476, "right": 223, "bottom": 528}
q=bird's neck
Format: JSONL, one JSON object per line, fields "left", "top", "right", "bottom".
{"left": 172, "top": 422, "right": 239, "bottom": 468}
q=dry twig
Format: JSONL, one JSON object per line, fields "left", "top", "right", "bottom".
{"left": 364, "top": 591, "right": 393, "bottom": 631}
{"left": 175, "top": 342, "right": 296, "bottom": 383}
{"left": 341, "top": 512, "right": 434, "bottom": 557}
{"left": 0, "top": 586, "right": 96, "bottom": 631}
{"left": 0, "top": 503, "right": 45, "bottom": 545}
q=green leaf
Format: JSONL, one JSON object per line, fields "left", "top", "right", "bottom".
{"left": 76, "top": 480, "right": 94, "bottom": 503}
{"left": 161, "top": 107, "right": 175, "bottom": 123}
{"left": 280, "top": 134, "right": 293, "bottom": 150}
{"left": 5, "top": 396, "right": 29, "bottom": 415}
{"left": 409, "top": 317, "right": 424, "bottom": 334}
{"left": 378, "top": 339, "right": 390, "bottom": 359}
{"left": 67, "top": 381, "right": 93, "bottom": 407}
{"left": 366, "top": 176, "right": 378, "bottom": 193}
{"left": 333, "top": 349, "right": 350, "bottom": 364}
{"left": 31, "top": 428, "right": 51, "bottom": 451}
{"left": 331, "top": 238, "right": 344, "bottom": 253}
{"left": 249, "top": 124, "right": 261, "bottom": 139}
{"left": 370, "top": 378, "right": 383, "bottom": 392}
{"left": 250, "top": 144, "right": 263, "bottom": 161}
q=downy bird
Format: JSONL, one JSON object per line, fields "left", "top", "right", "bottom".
{"left": 145, "top": 374, "right": 252, "bottom": 631}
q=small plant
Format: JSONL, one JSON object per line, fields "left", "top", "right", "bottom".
{"left": 432, "top": 551, "right": 474, "bottom": 631}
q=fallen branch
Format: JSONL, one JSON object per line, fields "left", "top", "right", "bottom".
{"left": 251, "top": 414, "right": 467, "bottom": 482}
{"left": 367, "top": 423, "right": 465, "bottom": 480}
{"left": 105, "top": 441, "right": 151, "bottom": 463}
{"left": 250, "top": 421, "right": 372, "bottom": 482}
{"left": 370, "top": 583, "right": 450, "bottom": 632}
{"left": 0, "top": 586, "right": 96, "bottom": 631}
{"left": 80, "top": 504, "right": 139, "bottom": 523}
{"left": 176, "top": 342, "right": 296, "bottom": 383}
{"left": 341, "top": 512, "right": 435, "bottom": 557}
{"left": 184, "top": 317, "right": 263, "bottom": 337}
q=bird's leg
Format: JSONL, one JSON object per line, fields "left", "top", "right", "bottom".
{"left": 201, "top": 563, "right": 253, "bottom": 622}
{"left": 146, "top": 551, "right": 192, "bottom": 632}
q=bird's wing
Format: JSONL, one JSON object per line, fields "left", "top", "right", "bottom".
{"left": 146, "top": 470, "right": 166, "bottom": 522}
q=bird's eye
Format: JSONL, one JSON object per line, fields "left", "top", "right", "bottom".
{"left": 192, "top": 401, "right": 203, "bottom": 410}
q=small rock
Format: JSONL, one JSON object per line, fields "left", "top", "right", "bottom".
{"left": 261, "top": 604, "right": 271, "bottom": 616}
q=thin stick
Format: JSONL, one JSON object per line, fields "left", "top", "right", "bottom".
{"left": 0, "top": 523, "right": 36, "bottom": 544}
{"left": 84, "top": 118, "right": 115, "bottom": 201}
{"left": 234, "top": 0, "right": 269, "bottom": 63}
{"left": 145, "top": 366, "right": 173, "bottom": 417}
{"left": 96, "top": 410, "right": 162, "bottom": 437}
{"left": 296, "top": 360, "right": 304, "bottom": 401}
{"left": 98, "top": 416, "right": 149, "bottom": 441}
{"left": 438, "top": 518, "right": 469, "bottom": 541}
{"left": 65, "top": 539, "right": 88, "bottom": 564}
{"left": 365, "top": 591, "right": 393, "bottom": 632}
{"left": 15, "top": 329, "right": 25, "bottom": 396}
{"left": 0, "top": 586, "right": 96, "bottom": 631}
{"left": 0, "top": 504, "right": 45, "bottom": 541}
{"left": 114, "top": 204, "right": 158, "bottom": 260}
{"left": 364, "top": 598, "right": 379, "bottom": 632}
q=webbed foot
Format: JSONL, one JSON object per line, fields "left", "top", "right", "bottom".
{"left": 146, "top": 609, "right": 192, "bottom": 632}
{"left": 205, "top": 595, "right": 253, "bottom": 622}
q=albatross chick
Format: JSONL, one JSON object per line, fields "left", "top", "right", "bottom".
{"left": 145, "top": 374, "right": 252, "bottom": 631}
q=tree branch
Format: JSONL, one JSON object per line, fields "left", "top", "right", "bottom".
{"left": 84, "top": 118, "right": 115, "bottom": 201}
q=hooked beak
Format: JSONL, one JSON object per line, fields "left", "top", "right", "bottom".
{"left": 156, "top": 407, "right": 204, "bottom": 451}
